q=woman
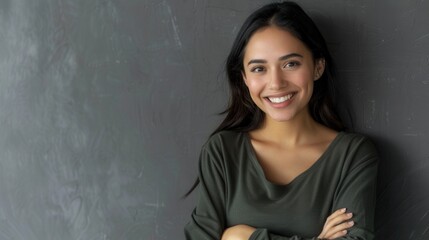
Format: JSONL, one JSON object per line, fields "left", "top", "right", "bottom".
{"left": 185, "top": 2, "right": 378, "bottom": 239}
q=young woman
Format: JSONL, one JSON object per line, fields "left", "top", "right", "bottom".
{"left": 185, "top": 2, "right": 378, "bottom": 240}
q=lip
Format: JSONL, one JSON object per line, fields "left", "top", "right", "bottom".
{"left": 264, "top": 91, "right": 297, "bottom": 98}
{"left": 264, "top": 92, "right": 296, "bottom": 108}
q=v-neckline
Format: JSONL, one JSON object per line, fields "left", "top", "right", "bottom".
{"left": 244, "top": 131, "right": 344, "bottom": 188}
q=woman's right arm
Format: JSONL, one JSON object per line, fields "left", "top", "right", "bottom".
{"left": 185, "top": 149, "right": 355, "bottom": 240}
{"left": 184, "top": 146, "right": 227, "bottom": 239}
{"left": 186, "top": 136, "right": 376, "bottom": 240}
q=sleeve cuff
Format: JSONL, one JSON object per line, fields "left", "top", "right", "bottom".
{"left": 249, "top": 228, "right": 268, "bottom": 240}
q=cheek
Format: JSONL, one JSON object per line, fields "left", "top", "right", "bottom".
{"left": 244, "top": 79, "right": 265, "bottom": 106}
{"left": 293, "top": 69, "right": 314, "bottom": 88}
{"left": 244, "top": 78, "right": 262, "bottom": 93}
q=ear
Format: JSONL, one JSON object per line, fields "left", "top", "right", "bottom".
{"left": 314, "top": 58, "right": 326, "bottom": 81}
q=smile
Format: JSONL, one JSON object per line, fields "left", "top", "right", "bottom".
{"left": 267, "top": 93, "right": 295, "bottom": 103}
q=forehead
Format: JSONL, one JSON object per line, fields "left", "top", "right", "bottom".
{"left": 243, "top": 26, "right": 311, "bottom": 60}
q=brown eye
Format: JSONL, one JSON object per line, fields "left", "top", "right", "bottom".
{"left": 283, "top": 61, "right": 301, "bottom": 69}
{"left": 250, "top": 66, "right": 265, "bottom": 73}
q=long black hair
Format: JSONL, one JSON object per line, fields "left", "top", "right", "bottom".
{"left": 184, "top": 1, "right": 344, "bottom": 197}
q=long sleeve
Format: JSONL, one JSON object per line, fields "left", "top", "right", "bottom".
{"left": 330, "top": 137, "right": 378, "bottom": 239}
{"left": 184, "top": 146, "right": 227, "bottom": 239}
{"left": 248, "top": 136, "right": 378, "bottom": 240}
{"left": 184, "top": 131, "right": 378, "bottom": 240}
{"left": 250, "top": 229, "right": 317, "bottom": 240}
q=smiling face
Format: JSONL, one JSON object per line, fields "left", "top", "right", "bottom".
{"left": 242, "top": 26, "right": 325, "bottom": 123}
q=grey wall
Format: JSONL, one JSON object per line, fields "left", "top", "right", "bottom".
{"left": 0, "top": 0, "right": 428, "bottom": 239}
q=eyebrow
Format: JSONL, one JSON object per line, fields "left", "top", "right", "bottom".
{"left": 247, "top": 53, "right": 304, "bottom": 66}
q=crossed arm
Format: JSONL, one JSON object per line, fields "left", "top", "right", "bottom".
{"left": 222, "top": 208, "right": 354, "bottom": 240}
{"left": 185, "top": 136, "right": 378, "bottom": 240}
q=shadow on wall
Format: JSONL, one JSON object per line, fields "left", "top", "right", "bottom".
{"left": 374, "top": 135, "right": 429, "bottom": 239}
{"left": 310, "top": 4, "right": 429, "bottom": 240}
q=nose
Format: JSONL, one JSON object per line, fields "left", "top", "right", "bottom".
{"left": 268, "top": 67, "right": 287, "bottom": 90}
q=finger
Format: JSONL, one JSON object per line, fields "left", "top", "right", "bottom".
{"left": 325, "top": 212, "right": 353, "bottom": 229}
{"left": 325, "top": 221, "right": 354, "bottom": 238}
{"left": 326, "top": 208, "right": 347, "bottom": 221}
{"left": 319, "top": 209, "right": 347, "bottom": 237}
{"left": 322, "top": 216, "right": 353, "bottom": 239}
{"left": 319, "top": 209, "right": 353, "bottom": 239}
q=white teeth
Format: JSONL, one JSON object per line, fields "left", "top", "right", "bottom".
{"left": 268, "top": 93, "right": 294, "bottom": 103}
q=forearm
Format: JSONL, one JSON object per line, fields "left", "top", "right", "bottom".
{"left": 222, "top": 225, "right": 318, "bottom": 240}
{"left": 222, "top": 225, "right": 256, "bottom": 240}
{"left": 249, "top": 228, "right": 318, "bottom": 240}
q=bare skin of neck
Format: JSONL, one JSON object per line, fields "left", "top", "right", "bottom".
{"left": 248, "top": 109, "right": 338, "bottom": 185}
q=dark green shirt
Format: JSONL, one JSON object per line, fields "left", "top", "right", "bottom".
{"left": 185, "top": 131, "right": 378, "bottom": 240}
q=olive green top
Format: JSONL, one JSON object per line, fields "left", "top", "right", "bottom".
{"left": 185, "top": 131, "right": 378, "bottom": 240}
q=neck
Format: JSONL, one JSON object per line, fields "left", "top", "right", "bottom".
{"left": 251, "top": 110, "right": 322, "bottom": 147}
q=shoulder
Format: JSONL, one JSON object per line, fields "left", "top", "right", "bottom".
{"left": 201, "top": 130, "right": 246, "bottom": 153}
{"left": 198, "top": 131, "right": 246, "bottom": 175}
{"left": 332, "top": 132, "right": 379, "bottom": 170}
{"left": 336, "top": 132, "right": 378, "bottom": 154}
{"left": 199, "top": 130, "right": 247, "bottom": 166}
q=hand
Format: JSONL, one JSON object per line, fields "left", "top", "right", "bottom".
{"left": 222, "top": 224, "right": 256, "bottom": 240}
{"left": 318, "top": 208, "right": 354, "bottom": 239}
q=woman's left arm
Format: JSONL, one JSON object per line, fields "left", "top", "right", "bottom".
{"left": 221, "top": 208, "right": 354, "bottom": 240}
{"left": 327, "top": 137, "right": 379, "bottom": 239}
